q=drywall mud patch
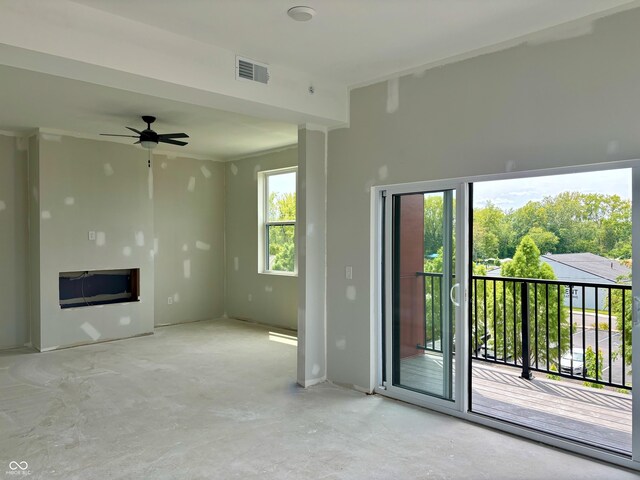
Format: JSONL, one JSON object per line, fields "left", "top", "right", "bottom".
{"left": 386, "top": 77, "right": 400, "bottom": 114}
{"left": 80, "top": 322, "right": 101, "bottom": 341}
{"left": 187, "top": 176, "right": 196, "bottom": 192}
{"left": 195, "top": 241, "right": 210, "bottom": 251}
{"left": 201, "top": 166, "right": 212, "bottom": 178}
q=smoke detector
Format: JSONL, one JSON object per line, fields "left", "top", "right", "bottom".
{"left": 287, "top": 6, "right": 316, "bottom": 22}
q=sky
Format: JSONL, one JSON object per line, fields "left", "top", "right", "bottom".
{"left": 268, "top": 171, "right": 296, "bottom": 195}
{"left": 473, "top": 168, "right": 631, "bottom": 210}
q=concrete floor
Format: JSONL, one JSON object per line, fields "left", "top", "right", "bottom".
{"left": 0, "top": 318, "right": 636, "bottom": 480}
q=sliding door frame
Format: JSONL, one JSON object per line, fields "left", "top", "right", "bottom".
{"left": 371, "top": 158, "right": 640, "bottom": 471}
{"left": 375, "top": 179, "right": 469, "bottom": 414}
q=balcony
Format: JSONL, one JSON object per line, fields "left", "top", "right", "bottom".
{"left": 418, "top": 272, "right": 633, "bottom": 453}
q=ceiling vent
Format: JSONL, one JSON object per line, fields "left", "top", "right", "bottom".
{"left": 236, "top": 56, "right": 269, "bottom": 85}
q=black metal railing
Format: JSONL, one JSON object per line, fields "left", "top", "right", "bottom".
{"left": 417, "top": 272, "right": 444, "bottom": 353}
{"left": 471, "top": 275, "right": 632, "bottom": 390}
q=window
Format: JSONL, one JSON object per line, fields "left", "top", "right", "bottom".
{"left": 258, "top": 167, "right": 297, "bottom": 274}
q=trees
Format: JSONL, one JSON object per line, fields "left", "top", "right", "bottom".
{"left": 609, "top": 273, "right": 632, "bottom": 367}
{"left": 478, "top": 236, "right": 569, "bottom": 366}
{"left": 473, "top": 192, "right": 631, "bottom": 261}
{"left": 267, "top": 192, "right": 296, "bottom": 271}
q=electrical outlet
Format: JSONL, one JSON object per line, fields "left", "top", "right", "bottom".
{"left": 88, "top": 231, "right": 96, "bottom": 241}
{"left": 168, "top": 297, "right": 173, "bottom": 305}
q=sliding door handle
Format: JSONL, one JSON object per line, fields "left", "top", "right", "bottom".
{"left": 450, "top": 283, "right": 460, "bottom": 307}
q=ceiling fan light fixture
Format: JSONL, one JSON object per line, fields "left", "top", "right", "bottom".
{"left": 140, "top": 139, "right": 158, "bottom": 149}
{"left": 287, "top": 6, "right": 316, "bottom": 22}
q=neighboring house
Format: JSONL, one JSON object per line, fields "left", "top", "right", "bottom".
{"left": 488, "top": 253, "right": 630, "bottom": 310}
{"left": 541, "top": 253, "right": 630, "bottom": 310}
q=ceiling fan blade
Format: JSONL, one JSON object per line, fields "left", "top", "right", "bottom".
{"left": 159, "top": 138, "right": 188, "bottom": 146}
{"left": 158, "top": 133, "right": 189, "bottom": 139}
{"left": 126, "top": 127, "right": 142, "bottom": 134}
{"left": 100, "top": 134, "right": 139, "bottom": 138}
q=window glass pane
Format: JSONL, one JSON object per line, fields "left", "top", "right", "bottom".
{"left": 267, "top": 172, "right": 296, "bottom": 222}
{"left": 267, "top": 225, "right": 295, "bottom": 272}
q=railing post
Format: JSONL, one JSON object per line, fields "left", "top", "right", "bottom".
{"left": 520, "top": 282, "right": 533, "bottom": 380}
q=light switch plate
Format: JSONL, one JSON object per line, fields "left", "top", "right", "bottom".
{"left": 345, "top": 266, "right": 353, "bottom": 280}
{"left": 88, "top": 231, "right": 96, "bottom": 241}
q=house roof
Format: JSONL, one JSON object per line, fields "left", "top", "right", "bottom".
{"left": 541, "top": 253, "right": 630, "bottom": 283}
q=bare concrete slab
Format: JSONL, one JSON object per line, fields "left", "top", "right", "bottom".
{"left": 0, "top": 318, "right": 636, "bottom": 479}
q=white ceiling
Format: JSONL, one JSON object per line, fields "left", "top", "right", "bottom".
{"left": 2, "top": 0, "right": 635, "bottom": 158}
{"left": 69, "top": 0, "right": 633, "bottom": 86}
{"left": 0, "top": 65, "right": 297, "bottom": 160}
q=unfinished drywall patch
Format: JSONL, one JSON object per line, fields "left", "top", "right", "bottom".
{"left": 346, "top": 285, "right": 356, "bottom": 301}
{"left": 41, "top": 210, "right": 51, "bottom": 220}
{"left": 103, "top": 163, "right": 114, "bottom": 176}
{"left": 119, "top": 316, "right": 131, "bottom": 326}
{"left": 230, "top": 163, "right": 238, "bottom": 175}
{"left": 64, "top": 196, "right": 75, "bottom": 206}
{"left": 0, "top": 201, "right": 5, "bottom": 212}
{"left": 135, "top": 231, "right": 145, "bottom": 247}
{"left": 147, "top": 168, "right": 153, "bottom": 200}
{"left": 201, "top": 165, "right": 212, "bottom": 178}
{"left": 183, "top": 259, "right": 191, "bottom": 279}
{"left": 40, "top": 133, "right": 61, "bottom": 142}
{"left": 96, "top": 231, "right": 106, "bottom": 246}
{"left": 195, "top": 240, "right": 210, "bottom": 251}
{"left": 122, "top": 246, "right": 132, "bottom": 257}
{"left": 386, "top": 77, "right": 400, "bottom": 113}
{"left": 80, "top": 322, "right": 101, "bottom": 341}
{"left": 187, "top": 176, "right": 196, "bottom": 192}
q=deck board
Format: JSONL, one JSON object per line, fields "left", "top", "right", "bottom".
{"left": 397, "top": 354, "right": 631, "bottom": 454}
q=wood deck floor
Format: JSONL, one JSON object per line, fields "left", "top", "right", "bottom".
{"left": 399, "top": 354, "right": 632, "bottom": 454}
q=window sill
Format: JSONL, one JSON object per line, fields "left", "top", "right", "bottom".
{"left": 259, "top": 271, "right": 298, "bottom": 278}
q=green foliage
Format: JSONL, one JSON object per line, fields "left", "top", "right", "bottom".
{"left": 609, "top": 273, "right": 632, "bottom": 366}
{"left": 475, "top": 236, "right": 569, "bottom": 365}
{"left": 583, "top": 346, "right": 605, "bottom": 389}
{"left": 547, "top": 364, "right": 560, "bottom": 381}
{"left": 473, "top": 192, "right": 631, "bottom": 261}
{"left": 423, "top": 195, "right": 444, "bottom": 257}
{"left": 267, "top": 192, "right": 296, "bottom": 272}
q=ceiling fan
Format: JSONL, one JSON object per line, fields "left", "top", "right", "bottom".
{"left": 100, "top": 115, "right": 189, "bottom": 149}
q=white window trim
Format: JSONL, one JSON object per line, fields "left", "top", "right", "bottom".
{"left": 258, "top": 166, "right": 298, "bottom": 276}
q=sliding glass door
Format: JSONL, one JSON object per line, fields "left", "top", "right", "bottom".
{"left": 381, "top": 182, "right": 466, "bottom": 409}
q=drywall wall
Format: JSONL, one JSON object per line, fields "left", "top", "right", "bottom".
{"left": 34, "top": 134, "right": 154, "bottom": 350}
{"left": 153, "top": 154, "right": 224, "bottom": 326}
{"left": 27, "top": 135, "right": 40, "bottom": 349}
{"left": 326, "top": 8, "right": 640, "bottom": 391}
{"left": 225, "top": 146, "right": 298, "bottom": 330}
{"left": 297, "top": 128, "right": 327, "bottom": 387}
{"left": 0, "top": 134, "right": 28, "bottom": 349}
